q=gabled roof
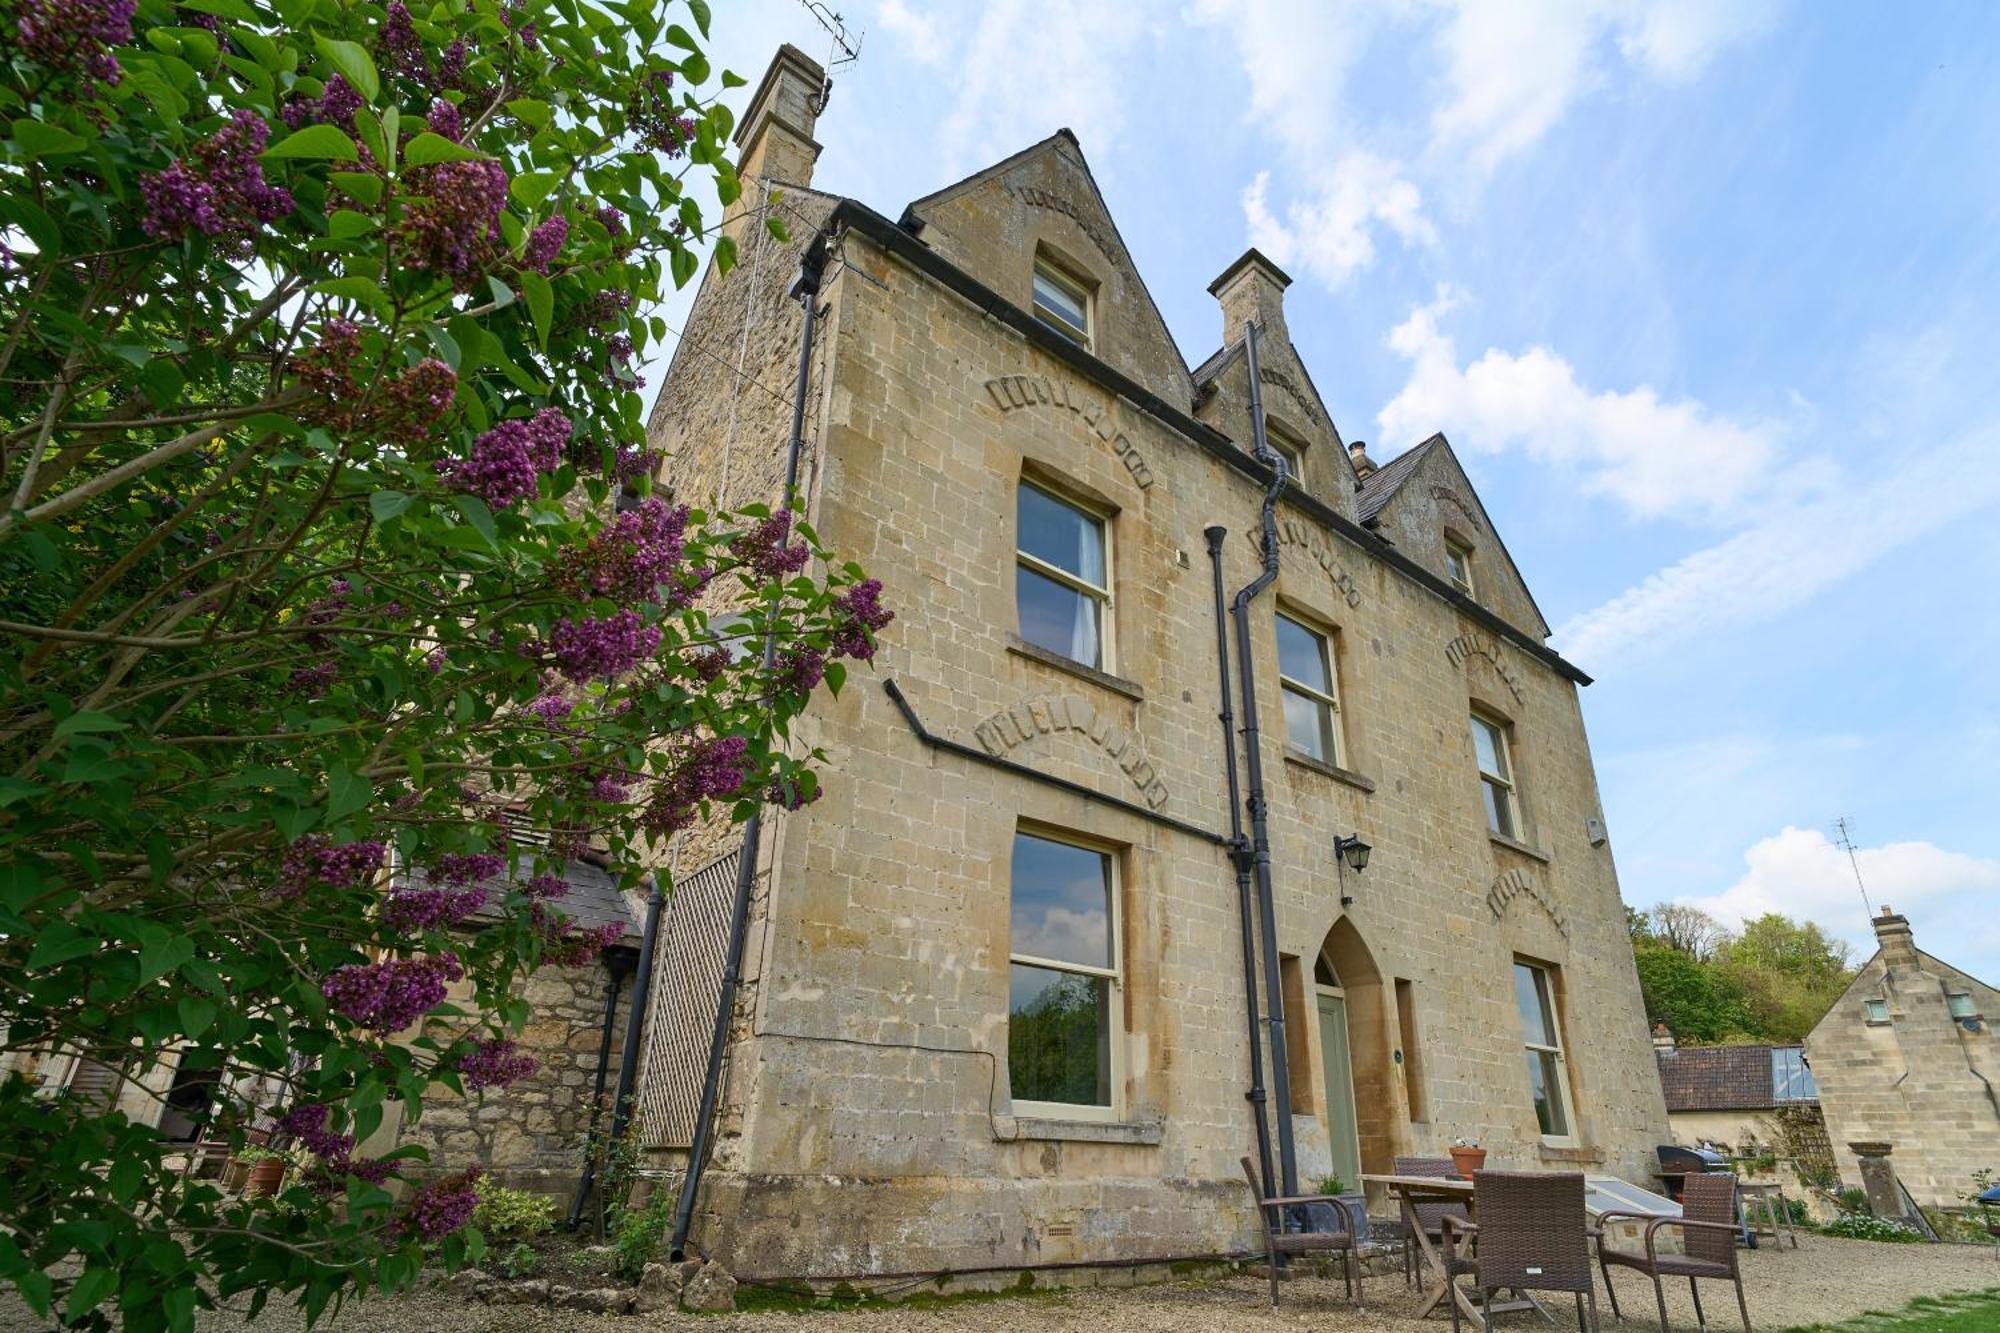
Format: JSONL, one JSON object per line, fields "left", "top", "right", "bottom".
{"left": 1657, "top": 1044, "right": 1798, "bottom": 1113}
{"left": 1189, "top": 333, "right": 1344, "bottom": 447}
{"left": 901, "top": 129, "right": 1192, "bottom": 388}
{"left": 1357, "top": 434, "right": 1442, "bottom": 524}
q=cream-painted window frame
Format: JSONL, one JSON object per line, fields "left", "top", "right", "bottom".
{"left": 1276, "top": 608, "right": 1343, "bottom": 768}
{"left": 1472, "top": 711, "right": 1519, "bottom": 840}
{"left": 1445, "top": 536, "right": 1476, "bottom": 599}
{"left": 1265, "top": 419, "right": 1306, "bottom": 481}
{"left": 1516, "top": 959, "right": 1579, "bottom": 1147}
{"left": 1007, "top": 827, "right": 1125, "bottom": 1123}
{"left": 1015, "top": 478, "right": 1116, "bottom": 674}
{"left": 1031, "top": 255, "right": 1093, "bottom": 349}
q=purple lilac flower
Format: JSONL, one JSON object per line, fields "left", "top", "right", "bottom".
{"left": 286, "top": 660, "right": 338, "bottom": 697}
{"left": 436, "top": 410, "right": 571, "bottom": 509}
{"left": 523, "top": 214, "right": 567, "bottom": 272}
{"left": 427, "top": 647, "right": 447, "bottom": 674}
{"left": 641, "top": 736, "right": 750, "bottom": 834}
{"left": 832, "top": 577, "right": 894, "bottom": 660}
{"left": 282, "top": 74, "right": 363, "bottom": 132}
{"left": 549, "top": 610, "right": 661, "bottom": 682}
{"left": 588, "top": 773, "right": 630, "bottom": 803}
{"left": 628, "top": 69, "right": 695, "bottom": 155}
{"left": 559, "top": 498, "right": 688, "bottom": 602}
{"left": 400, "top": 1167, "right": 482, "bottom": 1240}
{"left": 775, "top": 646, "right": 826, "bottom": 694}
{"left": 611, "top": 446, "right": 656, "bottom": 485}
{"left": 596, "top": 206, "right": 624, "bottom": 237}
{"left": 533, "top": 906, "right": 625, "bottom": 967}
{"left": 427, "top": 97, "right": 462, "bottom": 143}
{"left": 382, "top": 885, "right": 488, "bottom": 932}
{"left": 278, "top": 1103, "right": 352, "bottom": 1160}
{"left": 428, "top": 852, "right": 504, "bottom": 887}
{"left": 398, "top": 159, "right": 509, "bottom": 289}
{"left": 437, "top": 38, "right": 468, "bottom": 87}
{"left": 525, "top": 692, "right": 573, "bottom": 724}
{"left": 524, "top": 873, "right": 569, "bottom": 900}
{"left": 15, "top": 0, "right": 134, "bottom": 91}
{"left": 378, "top": 1, "right": 427, "bottom": 80}
{"left": 178, "top": 6, "right": 220, "bottom": 32}
{"left": 687, "top": 646, "right": 729, "bottom": 684}
{"left": 457, "top": 1037, "right": 538, "bottom": 1090}
{"left": 321, "top": 952, "right": 464, "bottom": 1033}
{"left": 767, "top": 775, "right": 821, "bottom": 810}
{"left": 729, "top": 509, "right": 810, "bottom": 579}
{"left": 141, "top": 110, "right": 295, "bottom": 247}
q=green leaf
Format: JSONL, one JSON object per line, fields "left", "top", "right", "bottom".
{"left": 314, "top": 34, "right": 380, "bottom": 103}
{"left": 369, "top": 490, "right": 412, "bottom": 523}
{"left": 53, "top": 710, "right": 126, "bottom": 741}
{"left": 664, "top": 23, "right": 700, "bottom": 52}
{"left": 179, "top": 0, "right": 255, "bottom": 18}
{"left": 327, "top": 209, "right": 376, "bottom": 239}
{"left": 25, "top": 923, "right": 96, "bottom": 970}
{"left": 670, "top": 245, "right": 698, "bottom": 289}
{"left": 107, "top": 1155, "right": 146, "bottom": 1205}
{"left": 505, "top": 98, "right": 551, "bottom": 128}
{"left": 312, "top": 276, "right": 388, "bottom": 313}
{"left": 765, "top": 213, "right": 791, "bottom": 244}
{"left": 326, "top": 765, "right": 370, "bottom": 823}
{"left": 824, "top": 660, "right": 847, "bottom": 697}
{"left": 484, "top": 275, "right": 516, "bottom": 310}
{"left": 402, "top": 132, "right": 485, "bottom": 166}
{"left": 453, "top": 495, "right": 498, "bottom": 549}
{"left": 177, "top": 996, "right": 218, "bottom": 1038}
{"left": 681, "top": 53, "right": 710, "bottom": 86}
{"left": 10, "top": 118, "right": 87, "bottom": 156}
{"left": 64, "top": 1267, "right": 118, "bottom": 1322}
{"left": 721, "top": 68, "right": 747, "bottom": 88}
{"left": 263, "top": 124, "right": 359, "bottom": 160}
{"left": 331, "top": 171, "right": 382, "bottom": 205}
{"left": 521, "top": 269, "right": 552, "bottom": 349}
{"left": 0, "top": 196, "right": 60, "bottom": 254}
{"left": 509, "top": 171, "right": 557, "bottom": 208}
{"left": 687, "top": 0, "right": 712, "bottom": 38}
{"left": 139, "top": 935, "right": 195, "bottom": 987}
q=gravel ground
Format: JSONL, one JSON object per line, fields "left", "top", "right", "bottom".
{"left": 7, "top": 1235, "right": 1997, "bottom": 1333}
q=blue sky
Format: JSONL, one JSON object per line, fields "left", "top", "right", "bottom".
{"left": 652, "top": 0, "right": 2000, "bottom": 982}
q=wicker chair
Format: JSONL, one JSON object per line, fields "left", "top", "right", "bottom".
{"left": 1598, "top": 1172, "right": 1750, "bottom": 1333}
{"left": 1394, "top": 1154, "right": 1469, "bottom": 1288}
{"left": 1439, "top": 1170, "right": 1600, "bottom": 1333}
{"left": 1239, "top": 1156, "right": 1365, "bottom": 1309}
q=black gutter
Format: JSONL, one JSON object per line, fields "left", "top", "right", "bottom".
{"left": 881, "top": 678, "right": 1230, "bottom": 848}
{"left": 669, "top": 233, "right": 830, "bottom": 1263}
{"left": 1205, "top": 524, "right": 1274, "bottom": 1203}
{"left": 605, "top": 879, "right": 663, "bottom": 1148}
{"left": 822, "top": 198, "right": 1588, "bottom": 687}
{"left": 567, "top": 942, "right": 639, "bottom": 1230}
{"left": 1228, "top": 321, "right": 1299, "bottom": 1202}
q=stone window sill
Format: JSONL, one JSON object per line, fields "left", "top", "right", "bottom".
{"left": 1006, "top": 634, "right": 1145, "bottom": 701}
{"left": 1490, "top": 832, "right": 1551, "bottom": 864}
{"left": 1001, "top": 1116, "right": 1164, "bottom": 1145}
{"left": 1283, "top": 750, "right": 1377, "bottom": 794}
{"left": 1538, "top": 1144, "right": 1602, "bottom": 1165}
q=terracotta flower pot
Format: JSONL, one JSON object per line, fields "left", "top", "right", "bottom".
{"left": 245, "top": 1158, "right": 286, "bottom": 1197}
{"left": 1449, "top": 1146, "right": 1487, "bottom": 1178}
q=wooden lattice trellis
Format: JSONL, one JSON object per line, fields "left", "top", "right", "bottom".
{"left": 635, "top": 849, "right": 739, "bottom": 1149}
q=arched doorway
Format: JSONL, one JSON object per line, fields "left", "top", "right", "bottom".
{"left": 1316, "top": 918, "right": 1395, "bottom": 1181}
{"left": 1314, "top": 954, "right": 1363, "bottom": 1188}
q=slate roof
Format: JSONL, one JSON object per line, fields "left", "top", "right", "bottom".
{"left": 402, "top": 856, "right": 643, "bottom": 944}
{"left": 1657, "top": 1044, "right": 1783, "bottom": 1112}
{"left": 1357, "top": 435, "right": 1442, "bottom": 524}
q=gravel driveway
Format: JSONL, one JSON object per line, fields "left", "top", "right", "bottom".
{"left": 8, "top": 1234, "right": 1997, "bottom": 1333}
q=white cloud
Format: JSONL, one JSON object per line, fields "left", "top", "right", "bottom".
{"left": 1684, "top": 826, "right": 2000, "bottom": 965}
{"left": 1554, "top": 426, "right": 2000, "bottom": 668}
{"left": 1376, "top": 286, "right": 1783, "bottom": 518}
{"left": 1242, "top": 160, "right": 1435, "bottom": 288}
{"left": 872, "top": 0, "right": 949, "bottom": 68}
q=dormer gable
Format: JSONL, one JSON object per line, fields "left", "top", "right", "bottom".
{"left": 1192, "top": 250, "right": 1357, "bottom": 520}
{"left": 1359, "top": 434, "right": 1551, "bottom": 639}
{"left": 899, "top": 132, "right": 1191, "bottom": 410}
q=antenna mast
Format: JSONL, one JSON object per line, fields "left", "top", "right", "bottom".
{"left": 795, "top": 2, "right": 862, "bottom": 115}
{"left": 1834, "top": 816, "right": 1875, "bottom": 919}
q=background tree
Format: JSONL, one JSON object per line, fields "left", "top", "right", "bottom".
{"left": 1629, "top": 904, "right": 1858, "bottom": 1045}
{"left": 1650, "top": 902, "right": 1730, "bottom": 962}
{"left": 0, "top": 1, "right": 887, "bottom": 1328}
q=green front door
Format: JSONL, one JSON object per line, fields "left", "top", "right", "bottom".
{"left": 1317, "top": 989, "right": 1362, "bottom": 1188}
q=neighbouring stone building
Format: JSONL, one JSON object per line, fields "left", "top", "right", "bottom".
{"left": 1804, "top": 907, "right": 2000, "bottom": 1211}
{"left": 632, "top": 46, "right": 1670, "bottom": 1280}
{"left": 1655, "top": 1030, "right": 1822, "bottom": 1154}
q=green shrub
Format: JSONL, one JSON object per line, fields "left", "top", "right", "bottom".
{"left": 1783, "top": 1197, "right": 1811, "bottom": 1226}
{"left": 496, "top": 1243, "right": 541, "bottom": 1279}
{"left": 613, "top": 1190, "right": 676, "bottom": 1281}
{"left": 1314, "top": 1175, "right": 1348, "bottom": 1196}
{"left": 1835, "top": 1186, "right": 1872, "bottom": 1215}
{"left": 472, "top": 1187, "right": 558, "bottom": 1241}
{"left": 1820, "top": 1213, "right": 1923, "bottom": 1243}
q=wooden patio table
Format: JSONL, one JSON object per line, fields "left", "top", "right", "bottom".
{"left": 1360, "top": 1173, "right": 1551, "bottom": 1325}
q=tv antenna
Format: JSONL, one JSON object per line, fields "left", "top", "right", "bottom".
{"left": 1833, "top": 816, "right": 1874, "bottom": 919}
{"left": 796, "top": 1, "right": 863, "bottom": 115}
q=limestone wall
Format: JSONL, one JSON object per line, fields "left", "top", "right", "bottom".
{"left": 660, "top": 209, "right": 1669, "bottom": 1277}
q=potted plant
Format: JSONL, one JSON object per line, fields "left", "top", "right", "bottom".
{"left": 233, "top": 1145, "right": 287, "bottom": 1197}
{"left": 1449, "top": 1137, "right": 1487, "bottom": 1178}
{"left": 1309, "top": 1173, "right": 1371, "bottom": 1243}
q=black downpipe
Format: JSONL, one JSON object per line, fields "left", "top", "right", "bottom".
{"left": 567, "top": 944, "right": 639, "bottom": 1230}
{"left": 1228, "top": 321, "right": 1300, "bottom": 1202}
{"left": 1207, "top": 525, "right": 1275, "bottom": 1202}
{"left": 607, "top": 879, "right": 665, "bottom": 1147}
{"left": 669, "top": 233, "right": 831, "bottom": 1262}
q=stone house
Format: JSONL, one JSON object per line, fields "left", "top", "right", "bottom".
{"left": 1804, "top": 906, "right": 2000, "bottom": 1211}
{"left": 631, "top": 46, "right": 1670, "bottom": 1280}
{"left": 1655, "top": 1032, "right": 1820, "bottom": 1154}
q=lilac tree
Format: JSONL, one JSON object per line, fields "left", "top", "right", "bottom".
{"left": 0, "top": 1, "right": 886, "bottom": 1326}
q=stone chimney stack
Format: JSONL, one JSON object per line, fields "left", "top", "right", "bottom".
{"left": 1348, "top": 441, "right": 1377, "bottom": 480}
{"left": 1652, "top": 1022, "right": 1676, "bottom": 1052}
{"left": 1872, "top": 906, "right": 1918, "bottom": 968}
{"left": 1208, "top": 248, "right": 1293, "bottom": 345}
{"left": 725, "top": 46, "right": 824, "bottom": 240}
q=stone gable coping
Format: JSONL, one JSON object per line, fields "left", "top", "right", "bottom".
{"left": 972, "top": 693, "right": 1170, "bottom": 810}
{"left": 984, "top": 373, "right": 1154, "bottom": 489}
